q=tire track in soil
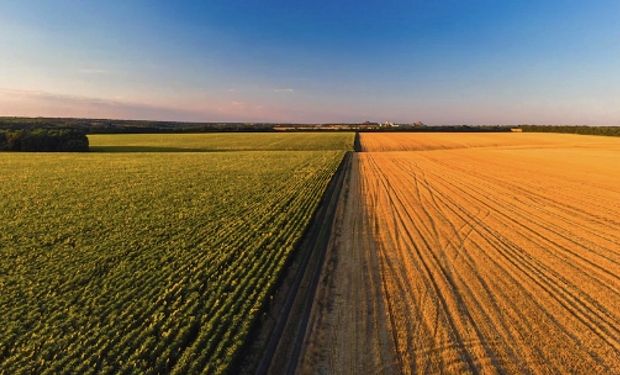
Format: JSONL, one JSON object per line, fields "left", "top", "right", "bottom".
{"left": 300, "top": 133, "right": 620, "bottom": 374}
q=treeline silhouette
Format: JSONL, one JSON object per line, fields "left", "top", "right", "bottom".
{"left": 0, "top": 129, "right": 89, "bottom": 151}
{"left": 1, "top": 117, "right": 617, "bottom": 136}
{"left": 0, "top": 117, "right": 276, "bottom": 133}
{"left": 0, "top": 117, "right": 513, "bottom": 133}
{"left": 359, "top": 125, "right": 511, "bottom": 132}
{"left": 520, "top": 125, "right": 620, "bottom": 137}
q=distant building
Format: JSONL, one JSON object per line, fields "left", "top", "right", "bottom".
{"left": 380, "top": 121, "right": 396, "bottom": 128}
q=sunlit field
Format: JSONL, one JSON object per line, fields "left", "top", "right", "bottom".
{"left": 302, "top": 133, "right": 620, "bottom": 374}
{"left": 0, "top": 133, "right": 351, "bottom": 374}
{"left": 89, "top": 132, "right": 354, "bottom": 152}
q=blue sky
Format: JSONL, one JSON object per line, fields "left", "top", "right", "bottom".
{"left": 1, "top": 0, "right": 619, "bottom": 124}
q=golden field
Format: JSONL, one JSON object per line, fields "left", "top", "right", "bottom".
{"left": 302, "top": 133, "right": 620, "bottom": 374}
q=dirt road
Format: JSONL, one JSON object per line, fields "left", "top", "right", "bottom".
{"left": 300, "top": 133, "right": 620, "bottom": 374}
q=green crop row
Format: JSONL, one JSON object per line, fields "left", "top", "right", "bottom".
{"left": 88, "top": 132, "right": 354, "bottom": 152}
{"left": 0, "top": 148, "right": 345, "bottom": 374}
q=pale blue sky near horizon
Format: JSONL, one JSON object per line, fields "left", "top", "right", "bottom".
{"left": 0, "top": 1, "right": 619, "bottom": 124}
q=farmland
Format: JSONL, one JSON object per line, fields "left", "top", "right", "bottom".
{"left": 302, "top": 133, "right": 620, "bottom": 373}
{"left": 88, "top": 132, "right": 353, "bottom": 152}
{"left": 359, "top": 131, "right": 620, "bottom": 152}
{"left": 3, "top": 130, "right": 619, "bottom": 374}
{"left": 0, "top": 133, "right": 352, "bottom": 374}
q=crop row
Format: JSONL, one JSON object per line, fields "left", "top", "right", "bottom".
{"left": 0, "top": 150, "right": 345, "bottom": 374}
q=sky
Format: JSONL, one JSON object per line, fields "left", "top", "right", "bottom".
{"left": 0, "top": 1, "right": 619, "bottom": 124}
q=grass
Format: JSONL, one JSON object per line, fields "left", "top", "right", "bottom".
{"left": 0, "top": 133, "right": 352, "bottom": 374}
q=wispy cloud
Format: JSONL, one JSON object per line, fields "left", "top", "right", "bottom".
{"left": 0, "top": 88, "right": 215, "bottom": 121}
{"left": 0, "top": 88, "right": 295, "bottom": 122}
{"left": 273, "top": 88, "right": 294, "bottom": 93}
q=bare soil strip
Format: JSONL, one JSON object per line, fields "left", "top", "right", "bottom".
{"left": 299, "top": 153, "right": 400, "bottom": 374}
{"left": 301, "top": 133, "right": 620, "bottom": 374}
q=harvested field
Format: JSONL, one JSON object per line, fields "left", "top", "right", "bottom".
{"left": 359, "top": 132, "right": 620, "bottom": 152}
{"left": 301, "top": 133, "right": 620, "bottom": 374}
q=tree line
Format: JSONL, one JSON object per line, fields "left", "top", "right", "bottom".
{"left": 0, "top": 117, "right": 513, "bottom": 133}
{"left": 0, "top": 129, "right": 89, "bottom": 151}
{"left": 519, "top": 125, "right": 620, "bottom": 137}
{"left": 0, "top": 117, "right": 277, "bottom": 133}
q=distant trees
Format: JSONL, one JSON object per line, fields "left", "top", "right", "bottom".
{"left": 0, "top": 117, "right": 278, "bottom": 133}
{"left": 520, "top": 125, "right": 620, "bottom": 137}
{"left": 0, "top": 129, "right": 89, "bottom": 151}
{"left": 360, "top": 125, "right": 512, "bottom": 133}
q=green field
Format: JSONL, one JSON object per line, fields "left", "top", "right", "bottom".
{"left": 89, "top": 132, "right": 353, "bottom": 152}
{"left": 0, "top": 133, "right": 352, "bottom": 374}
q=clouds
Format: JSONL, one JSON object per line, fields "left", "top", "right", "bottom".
{"left": 2, "top": 86, "right": 618, "bottom": 125}
{"left": 0, "top": 88, "right": 305, "bottom": 122}
{"left": 0, "top": 88, "right": 216, "bottom": 121}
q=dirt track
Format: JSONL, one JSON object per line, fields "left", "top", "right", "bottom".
{"left": 300, "top": 133, "right": 620, "bottom": 374}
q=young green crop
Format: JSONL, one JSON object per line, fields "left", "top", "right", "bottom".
{"left": 0, "top": 133, "right": 350, "bottom": 374}
{"left": 89, "top": 132, "right": 354, "bottom": 152}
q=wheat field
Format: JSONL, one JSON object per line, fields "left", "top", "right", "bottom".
{"left": 302, "top": 133, "right": 620, "bottom": 374}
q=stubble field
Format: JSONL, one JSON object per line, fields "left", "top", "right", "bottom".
{"left": 302, "top": 133, "right": 620, "bottom": 374}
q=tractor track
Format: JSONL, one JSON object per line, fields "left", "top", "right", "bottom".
{"left": 299, "top": 132, "right": 620, "bottom": 374}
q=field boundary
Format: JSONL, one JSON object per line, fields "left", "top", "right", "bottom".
{"left": 235, "top": 152, "right": 352, "bottom": 374}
